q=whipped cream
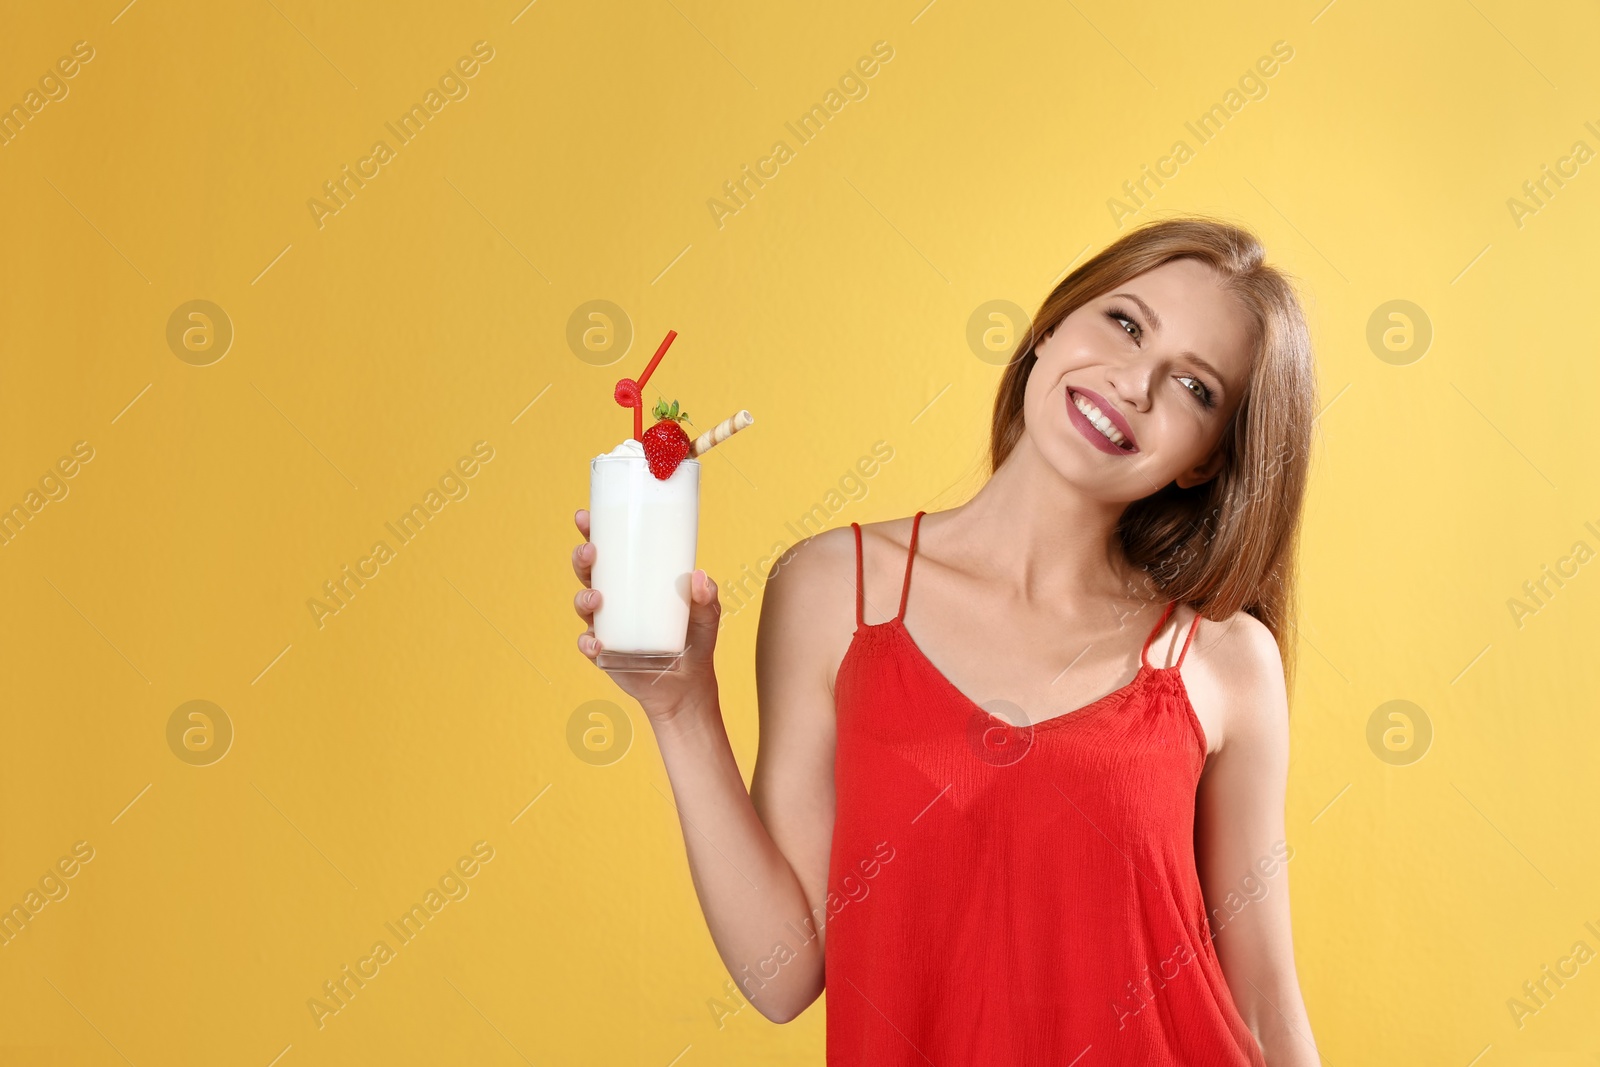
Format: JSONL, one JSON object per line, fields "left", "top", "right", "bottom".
{"left": 595, "top": 436, "right": 698, "bottom": 464}
{"left": 597, "top": 437, "right": 645, "bottom": 461}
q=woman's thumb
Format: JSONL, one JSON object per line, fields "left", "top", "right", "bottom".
{"left": 688, "top": 569, "right": 721, "bottom": 629}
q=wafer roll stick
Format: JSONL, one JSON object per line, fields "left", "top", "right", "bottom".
{"left": 690, "top": 410, "right": 754, "bottom": 456}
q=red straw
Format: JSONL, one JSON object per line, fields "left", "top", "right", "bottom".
{"left": 631, "top": 329, "right": 678, "bottom": 441}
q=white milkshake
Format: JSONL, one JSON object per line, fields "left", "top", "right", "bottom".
{"left": 589, "top": 436, "right": 699, "bottom": 671}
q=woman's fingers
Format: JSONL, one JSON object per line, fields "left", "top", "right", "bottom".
{"left": 574, "top": 510, "right": 602, "bottom": 661}
{"left": 572, "top": 540, "right": 594, "bottom": 585}
{"left": 572, "top": 509, "right": 596, "bottom": 584}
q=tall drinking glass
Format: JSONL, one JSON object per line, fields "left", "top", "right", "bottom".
{"left": 588, "top": 452, "right": 699, "bottom": 671}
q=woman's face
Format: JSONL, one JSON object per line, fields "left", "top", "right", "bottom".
{"left": 1023, "top": 257, "right": 1257, "bottom": 501}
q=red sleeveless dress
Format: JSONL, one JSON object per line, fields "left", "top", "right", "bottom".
{"left": 825, "top": 511, "right": 1267, "bottom": 1066}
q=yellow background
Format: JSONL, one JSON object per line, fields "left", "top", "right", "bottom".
{"left": 2, "top": 0, "right": 1597, "bottom": 1063}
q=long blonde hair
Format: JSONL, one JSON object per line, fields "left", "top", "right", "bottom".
{"left": 989, "top": 214, "right": 1317, "bottom": 691}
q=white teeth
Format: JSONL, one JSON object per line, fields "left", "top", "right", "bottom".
{"left": 1071, "top": 391, "right": 1129, "bottom": 448}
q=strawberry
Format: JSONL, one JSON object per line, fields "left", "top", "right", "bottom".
{"left": 641, "top": 398, "right": 692, "bottom": 480}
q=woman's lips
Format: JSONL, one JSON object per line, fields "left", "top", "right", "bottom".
{"left": 1065, "top": 386, "right": 1139, "bottom": 455}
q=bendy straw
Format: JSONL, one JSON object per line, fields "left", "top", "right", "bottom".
{"left": 613, "top": 329, "right": 678, "bottom": 442}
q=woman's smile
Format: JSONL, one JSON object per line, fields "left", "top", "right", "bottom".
{"left": 1066, "top": 385, "right": 1139, "bottom": 454}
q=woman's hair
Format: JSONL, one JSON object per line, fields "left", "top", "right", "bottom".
{"left": 988, "top": 213, "right": 1317, "bottom": 690}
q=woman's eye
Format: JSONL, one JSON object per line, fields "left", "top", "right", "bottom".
{"left": 1106, "top": 307, "right": 1140, "bottom": 342}
{"left": 1179, "top": 376, "right": 1213, "bottom": 405}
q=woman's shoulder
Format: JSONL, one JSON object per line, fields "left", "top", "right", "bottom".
{"left": 846, "top": 512, "right": 922, "bottom": 551}
{"left": 766, "top": 513, "right": 920, "bottom": 574}
{"left": 1185, "top": 605, "right": 1282, "bottom": 681}
{"left": 753, "top": 519, "right": 912, "bottom": 697}
{"left": 1179, "top": 604, "right": 1289, "bottom": 753}
{"left": 757, "top": 514, "right": 922, "bottom": 630}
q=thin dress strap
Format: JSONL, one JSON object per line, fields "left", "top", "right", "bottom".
{"left": 850, "top": 522, "right": 864, "bottom": 628}
{"left": 1140, "top": 599, "right": 1203, "bottom": 670}
{"left": 896, "top": 511, "right": 926, "bottom": 623}
{"left": 1175, "top": 609, "right": 1203, "bottom": 669}
{"left": 1139, "top": 601, "right": 1176, "bottom": 669}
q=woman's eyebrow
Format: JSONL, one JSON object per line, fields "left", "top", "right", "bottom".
{"left": 1111, "top": 292, "right": 1165, "bottom": 332}
{"left": 1110, "top": 291, "right": 1227, "bottom": 388}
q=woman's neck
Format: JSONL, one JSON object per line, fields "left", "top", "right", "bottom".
{"left": 941, "top": 436, "right": 1155, "bottom": 608}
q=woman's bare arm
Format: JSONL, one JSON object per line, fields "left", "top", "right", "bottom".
{"left": 572, "top": 511, "right": 844, "bottom": 1023}
{"left": 743, "top": 530, "right": 852, "bottom": 1017}
{"left": 1193, "top": 612, "right": 1320, "bottom": 1066}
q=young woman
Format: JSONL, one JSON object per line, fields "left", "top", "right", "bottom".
{"left": 572, "top": 216, "right": 1320, "bottom": 1064}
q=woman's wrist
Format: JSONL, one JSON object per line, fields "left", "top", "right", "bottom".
{"left": 645, "top": 677, "right": 722, "bottom": 736}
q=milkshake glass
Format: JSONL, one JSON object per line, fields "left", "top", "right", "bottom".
{"left": 588, "top": 436, "right": 699, "bottom": 671}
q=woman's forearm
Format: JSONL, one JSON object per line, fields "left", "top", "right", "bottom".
{"left": 649, "top": 688, "right": 825, "bottom": 1023}
{"left": 1246, "top": 976, "right": 1319, "bottom": 1066}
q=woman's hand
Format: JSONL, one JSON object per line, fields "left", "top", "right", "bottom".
{"left": 572, "top": 507, "right": 721, "bottom": 725}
